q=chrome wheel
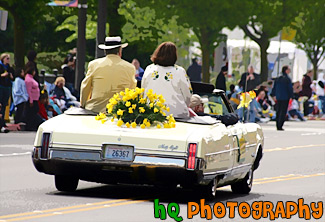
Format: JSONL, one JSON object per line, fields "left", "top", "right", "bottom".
{"left": 231, "top": 166, "right": 254, "bottom": 194}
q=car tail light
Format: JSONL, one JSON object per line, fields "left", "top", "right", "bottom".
{"left": 41, "top": 133, "right": 51, "bottom": 159}
{"left": 187, "top": 143, "right": 197, "bottom": 170}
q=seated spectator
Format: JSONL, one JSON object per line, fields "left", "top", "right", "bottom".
{"left": 255, "top": 89, "right": 275, "bottom": 120}
{"left": 38, "top": 89, "right": 49, "bottom": 120}
{"left": 63, "top": 85, "right": 80, "bottom": 108}
{"left": 51, "top": 77, "right": 80, "bottom": 112}
{"left": 189, "top": 94, "right": 239, "bottom": 126}
{"left": 227, "top": 84, "right": 236, "bottom": 100}
{"left": 24, "top": 65, "right": 44, "bottom": 131}
{"left": 12, "top": 68, "right": 28, "bottom": 124}
{"left": 288, "top": 98, "right": 305, "bottom": 121}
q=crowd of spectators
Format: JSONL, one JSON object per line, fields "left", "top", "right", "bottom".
{"left": 0, "top": 51, "right": 80, "bottom": 133}
{"left": 1, "top": 48, "right": 324, "bottom": 133}
{"left": 222, "top": 66, "right": 325, "bottom": 127}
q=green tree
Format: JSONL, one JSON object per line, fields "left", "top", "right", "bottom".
{"left": 119, "top": 0, "right": 196, "bottom": 67}
{"left": 135, "top": 0, "right": 234, "bottom": 83}
{"left": 293, "top": 0, "right": 325, "bottom": 80}
{"left": 232, "top": 0, "right": 302, "bottom": 82}
{"left": 0, "top": 0, "right": 46, "bottom": 68}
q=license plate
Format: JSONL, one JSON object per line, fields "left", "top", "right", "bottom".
{"left": 102, "top": 144, "right": 134, "bottom": 161}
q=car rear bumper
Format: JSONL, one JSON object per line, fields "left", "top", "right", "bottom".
{"left": 32, "top": 147, "right": 203, "bottom": 185}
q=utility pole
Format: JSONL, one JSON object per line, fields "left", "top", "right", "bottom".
{"left": 75, "top": 0, "right": 87, "bottom": 92}
{"left": 96, "top": 0, "right": 107, "bottom": 58}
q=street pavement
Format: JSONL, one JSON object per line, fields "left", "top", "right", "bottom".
{"left": 0, "top": 120, "right": 324, "bottom": 221}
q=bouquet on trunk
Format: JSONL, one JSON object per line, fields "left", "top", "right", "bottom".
{"left": 95, "top": 87, "right": 176, "bottom": 129}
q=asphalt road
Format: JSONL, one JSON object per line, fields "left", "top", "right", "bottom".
{"left": 0, "top": 120, "right": 324, "bottom": 222}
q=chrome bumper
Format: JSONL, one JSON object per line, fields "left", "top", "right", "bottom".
{"left": 34, "top": 148, "right": 186, "bottom": 168}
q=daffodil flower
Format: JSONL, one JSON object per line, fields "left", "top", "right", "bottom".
{"left": 117, "top": 119, "right": 124, "bottom": 127}
{"left": 125, "top": 101, "right": 131, "bottom": 107}
{"left": 131, "top": 122, "right": 137, "bottom": 128}
{"left": 132, "top": 104, "right": 136, "bottom": 109}
{"left": 157, "top": 124, "right": 161, "bottom": 129}
{"left": 117, "top": 109, "right": 124, "bottom": 116}
{"left": 154, "top": 108, "right": 159, "bottom": 113}
{"left": 125, "top": 122, "right": 130, "bottom": 128}
{"left": 164, "top": 123, "right": 170, "bottom": 128}
{"left": 139, "top": 107, "right": 145, "bottom": 113}
{"left": 140, "top": 124, "right": 146, "bottom": 129}
{"left": 128, "top": 108, "right": 133, "bottom": 113}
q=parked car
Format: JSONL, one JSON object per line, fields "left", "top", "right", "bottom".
{"left": 32, "top": 89, "right": 263, "bottom": 198}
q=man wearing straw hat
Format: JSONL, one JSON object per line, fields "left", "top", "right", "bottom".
{"left": 80, "top": 36, "right": 136, "bottom": 113}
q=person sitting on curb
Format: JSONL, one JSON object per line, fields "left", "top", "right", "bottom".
{"left": 189, "top": 94, "right": 239, "bottom": 126}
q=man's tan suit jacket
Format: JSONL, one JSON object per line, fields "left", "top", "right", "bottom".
{"left": 80, "top": 54, "right": 136, "bottom": 113}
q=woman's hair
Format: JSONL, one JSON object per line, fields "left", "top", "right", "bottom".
{"left": 55, "top": 77, "right": 65, "bottom": 86}
{"left": 25, "top": 65, "right": 35, "bottom": 75}
{"left": 0, "top": 53, "right": 10, "bottom": 63}
{"left": 150, "top": 42, "right": 177, "bottom": 66}
{"left": 27, "top": 50, "right": 37, "bottom": 61}
{"left": 15, "top": 68, "right": 24, "bottom": 79}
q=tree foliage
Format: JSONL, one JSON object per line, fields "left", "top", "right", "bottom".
{"left": 293, "top": 0, "right": 325, "bottom": 80}
{"left": 119, "top": 0, "right": 197, "bottom": 67}
{"left": 231, "top": 0, "right": 303, "bottom": 82}
{"left": 134, "top": 0, "right": 234, "bottom": 83}
{"left": 0, "top": 0, "right": 47, "bottom": 68}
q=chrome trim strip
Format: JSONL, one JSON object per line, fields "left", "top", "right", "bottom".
{"left": 53, "top": 142, "right": 102, "bottom": 148}
{"left": 52, "top": 142, "right": 187, "bottom": 154}
{"left": 246, "top": 143, "right": 256, "bottom": 148}
{"left": 49, "top": 149, "right": 186, "bottom": 167}
{"left": 135, "top": 152, "right": 187, "bottom": 158}
{"left": 133, "top": 156, "right": 185, "bottom": 167}
{"left": 203, "top": 163, "right": 252, "bottom": 176}
{"left": 50, "top": 150, "right": 101, "bottom": 161}
{"left": 205, "top": 147, "right": 240, "bottom": 156}
{"left": 232, "top": 163, "right": 252, "bottom": 170}
{"left": 135, "top": 147, "right": 186, "bottom": 154}
{"left": 204, "top": 169, "right": 231, "bottom": 175}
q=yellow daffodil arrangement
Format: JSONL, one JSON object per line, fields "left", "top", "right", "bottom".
{"left": 237, "top": 90, "right": 256, "bottom": 109}
{"left": 95, "top": 87, "right": 176, "bottom": 129}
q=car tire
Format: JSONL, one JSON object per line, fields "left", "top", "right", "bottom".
{"left": 231, "top": 167, "right": 253, "bottom": 194}
{"left": 55, "top": 175, "right": 79, "bottom": 192}
{"left": 201, "top": 177, "right": 218, "bottom": 200}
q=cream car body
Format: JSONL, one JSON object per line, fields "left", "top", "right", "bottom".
{"left": 32, "top": 90, "right": 264, "bottom": 197}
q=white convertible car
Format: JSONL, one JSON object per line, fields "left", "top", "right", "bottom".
{"left": 32, "top": 89, "right": 263, "bottom": 198}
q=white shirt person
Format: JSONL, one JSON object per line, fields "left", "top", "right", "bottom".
{"left": 141, "top": 42, "right": 192, "bottom": 118}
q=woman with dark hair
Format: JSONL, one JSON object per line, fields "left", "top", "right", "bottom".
{"left": 26, "top": 50, "right": 39, "bottom": 84}
{"left": 25, "top": 65, "right": 43, "bottom": 131}
{"left": 0, "top": 53, "right": 14, "bottom": 128}
{"left": 141, "top": 42, "right": 192, "bottom": 118}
